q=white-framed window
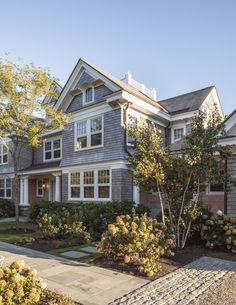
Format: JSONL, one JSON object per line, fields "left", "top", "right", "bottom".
{"left": 83, "top": 87, "right": 94, "bottom": 105}
{"left": 0, "top": 177, "right": 12, "bottom": 198}
{"left": 75, "top": 116, "right": 103, "bottom": 150}
{"left": 0, "top": 144, "right": 8, "bottom": 165}
{"left": 69, "top": 169, "right": 111, "bottom": 201}
{"left": 36, "top": 180, "right": 44, "bottom": 197}
{"left": 171, "top": 125, "right": 186, "bottom": 143}
{"left": 43, "top": 138, "right": 62, "bottom": 161}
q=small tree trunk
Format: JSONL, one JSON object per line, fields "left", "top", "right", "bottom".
{"left": 13, "top": 173, "right": 20, "bottom": 230}
{"left": 176, "top": 173, "right": 192, "bottom": 247}
{"left": 157, "top": 182, "right": 165, "bottom": 225}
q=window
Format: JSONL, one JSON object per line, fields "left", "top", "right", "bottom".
{"left": 0, "top": 177, "right": 12, "bottom": 198}
{"left": 98, "top": 170, "right": 110, "bottom": 198}
{"left": 44, "top": 138, "right": 61, "bottom": 161}
{"left": 71, "top": 172, "right": 80, "bottom": 198}
{"left": 37, "top": 180, "right": 43, "bottom": 197}
{"left": 173, "top": 128, "right": 184, "bottom": 142}
{"left": 84, "top": 87, "right": 94, "bottom": 104}
{"left": 69, "top": 169, "right": 110, "bottom": 200}
{"left": 0, "top": 144, "right": 8, "bottom": 165}
{"left": 84, "top": 171, "right": 94, "bottom": 198}
{"left": 75, "top": 116, "right": 103, "bottom": 150}
{"left": 209, "top": 183, "right": 224, "bottom": 193}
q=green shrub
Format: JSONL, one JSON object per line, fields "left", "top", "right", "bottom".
{"left": 0, "top": 260, "right": 46, "bottom": 305}
{"left": 0, "top": 198, "right": 15, "bottom": 218}
{"left": 99, "top": 212, "right": 175, "bottom": 277}
{"left": 30, "top": 201, "right": 149, "bottom": 239}
{"left": 201, "top": 210, "right": 236, "bottom": 254}
{"left": 37, "top": 213, "right": 91, "bottom": 243}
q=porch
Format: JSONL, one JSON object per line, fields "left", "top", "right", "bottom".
{"left": 20, "top": 172, "right": 62, "bottom": 205}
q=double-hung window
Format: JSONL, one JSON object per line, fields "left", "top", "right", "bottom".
{"left": 0, "top": 144, "right": 8, "bottom": 165}
{"left": 0, "top": 177, "right": 12, "bottom": 198}
{"left": 69, "top": 169, "right": 110, "bottom": 200}
{"left": 44, "top": 138, "right": 61, "bottom": 161}
{"left": 75, "top": 116, "right": 103, "bottom": 150}
{"left": 84, "top": 87, "right": 94, "bottom": 104}
{"left": 173, "top": 127, "right": 184, "bottom": 142}
{"left": 36, "top": 180, "right": 43, "bottom": 197}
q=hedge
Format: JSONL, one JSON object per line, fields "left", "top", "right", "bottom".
{"left": 29, "top": 201, "right": 150, "bottom": 239}
{"left": 0, "top": 198, "right": 15, "bottom": 218}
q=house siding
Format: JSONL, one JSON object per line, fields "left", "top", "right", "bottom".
{"left": 112, "top": 168, "right": 133, "bottom": 202}
{"left": 228, "top": 156, "right": 236, "bottom": 216}
{"left": 61, "top": 173, "right": 69, "bottom": 202}
{"left": 60, "top": 108, "right": 126, "bottom": 167}
{"left": 67, "top": 85, "right": 112, "bottom": 113}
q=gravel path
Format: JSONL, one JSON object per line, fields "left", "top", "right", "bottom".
{"left": 109, "top": 256, "right": 236, "bottom": 305}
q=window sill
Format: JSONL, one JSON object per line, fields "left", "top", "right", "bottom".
{"left": 74, "top": 144, "right": 103, "bottom": 152}
{"left": 68, "top": 197, "right": 111, "bottom": 202}
{"left": 43, "top": 158, "right": 62, "bottom": 163}
{"left": 206, "top": 192, "right": 224, "bottom": 196}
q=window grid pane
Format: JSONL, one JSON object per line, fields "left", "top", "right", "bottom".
{"left": 90, "top": 117, "right": 102, "bottom": 133}
{"left": 98, "top": 170, "right": 110, "bottom": 184}
{"left": 85, "top": 88, "right": 93, "bottom": 103}
{"left": 174, "top": 128, "right": 184, "bottom": 141}
{"left": 84, "top": 171, "right": 94, "bottom": 185}
{"left": 71, "top": 173, "right": 80, "bottom": 185}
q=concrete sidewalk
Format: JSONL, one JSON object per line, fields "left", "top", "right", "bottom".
{"left": 0, "top": 241, "right": 148, "bottom": 305}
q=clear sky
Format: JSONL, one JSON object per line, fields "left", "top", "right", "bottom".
{"left": 1, "top": 0, "right": 235, "bottom": 115}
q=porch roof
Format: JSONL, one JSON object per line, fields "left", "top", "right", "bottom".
{"left": 21, "top": 161, "right": 61, "bottom": 174}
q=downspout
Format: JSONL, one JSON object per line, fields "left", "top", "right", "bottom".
{"left": 224, "top": 158, "right": 228, "bottom": 214}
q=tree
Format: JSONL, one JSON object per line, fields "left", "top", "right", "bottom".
{"left": 128, "top": 106, "right": 232, "bottom": 248}
{"left": 0, "top": 59, "right": 69, "bottom": 228}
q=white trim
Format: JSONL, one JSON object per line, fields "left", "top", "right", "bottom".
{"left": 74, "top": 114, "right": 104, "bottom": 151}
{"left": 0, "top": 144, "right": 8, "bottom": 165}
{"left": 170, "top": 111, "right": 198, "bottom": 122}
{"left": 55, "top": 60, "right": 120, "bottom": 111}
{"left": 70, "top": 102, "right": 111, "bottom": 123}
{"left": 62, "top": 160, "right": 129, "bottom": 173}
{"left": 41, "top": 129, "right": 62, "bottom": 137}
{"left": 68, "top": 168, "right": 111, "bottom": 201}
{"left": 43, "top": 137, "right": 62, "bottom": 162}
{"left": 82, "top": 86, "right": 94, "bottom": 106}
{"left": 22, "top": 168, "right": 61, "bottom": 175}
{"left": 0, "top": 176, "right": 12, "bottom": 199}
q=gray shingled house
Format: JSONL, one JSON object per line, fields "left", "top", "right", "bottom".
{"left": 0, "top": 59, "right": 235, "bottom": 215}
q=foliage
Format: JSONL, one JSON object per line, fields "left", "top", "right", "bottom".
{"left": 30, "top": 200, "right": 150, "bottom": 239}
{"left": 37, "top": 213, "right": 91, "bottom": 243}
{"left": 0, "top": 198, "right": 15, "bottom": 218}
{"left": 0, "top": 58, "right": 69, "bottom": 228}
{"left": 99, "top": 212, "right": 175, "bottom": 277}
{"left": 128, "top": 106, "right": 232, "bottom": 248}
{"left": 39, "top": 290, "right": 75, "bottom": 305}
{"left": 201, "top": 211, "right": 236, "bottom": 254}
{"left": 0, "top": 260, "right": 46, "bottom": 305}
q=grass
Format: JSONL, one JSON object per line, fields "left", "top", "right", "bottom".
{"left": 0, "top": 221, "right": 40, "bottom": 244}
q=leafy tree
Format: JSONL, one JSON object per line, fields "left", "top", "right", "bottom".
{"left": 0, "top": 59, "right": 69, "bottom": 228}
{"left": 128, "top": 106, "right": 232, "bottom": 248}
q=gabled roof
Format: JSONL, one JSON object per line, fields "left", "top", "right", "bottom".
{"left": 55, "top": 58, "right": 167, "bottom": 113}
{"left": 158, "top": 86, "right": 214, "bottom": 114}
{"left": 225, "top": 109, "right": 236, "bottom": 122}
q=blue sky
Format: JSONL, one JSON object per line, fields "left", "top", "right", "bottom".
{"left": 1, "top": 0, "right": 235, "bottom": 115}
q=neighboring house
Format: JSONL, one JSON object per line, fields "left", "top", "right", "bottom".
{"left": 0, "top": 58, "right": 235, "bottom": 216}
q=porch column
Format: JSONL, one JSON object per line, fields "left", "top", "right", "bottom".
{"left": 53, "top": 173, "right": 61, "bottom": 202}
{"left": 20, "top": 177, "right": 24, "bottom": 205}
{"left": 133, "top": 185, "right": 140, "bottom": 206}
{"left": 23, "top": 176, "right": 29, "bottom": 205}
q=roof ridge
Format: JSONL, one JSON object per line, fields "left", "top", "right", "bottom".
{"left": 159, "top": 86, "right": 215, "bottom": 103}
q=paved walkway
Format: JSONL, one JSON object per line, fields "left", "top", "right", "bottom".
{"left": 109, "top": 256, "right": 236, "bottom": 305}
{"left": 0, "top": 242, "right": 147, "bottom": 305}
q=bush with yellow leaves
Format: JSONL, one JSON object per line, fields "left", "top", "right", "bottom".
{"left": 99, "top": 213, "right": 175, "bottom": 277}
{"left": 201, "top": 210, "right": 236, "bottom": 254}
{"left": 0, "top": 260, "right": 46, "bottom": 305}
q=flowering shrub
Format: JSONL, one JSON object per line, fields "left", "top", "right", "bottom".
{"left": 201, "top": 210, "right": 236, "bottom": 253}
{"left": 0, "top": 260, "right": 46, "bottom": 305}
{"left": 37, "top": 213, "right": 91, "bottom": 243}
{"left": 99, "top": 212, "right": 175, "bottom": 277}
